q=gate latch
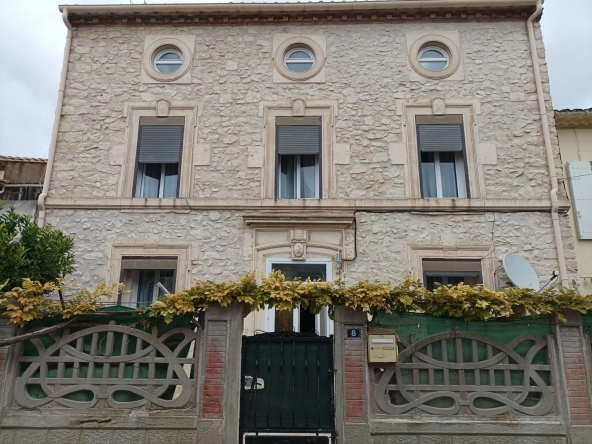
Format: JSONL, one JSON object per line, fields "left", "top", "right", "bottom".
{"left": 244, "top": 376, "right": 265, "bottom": 390}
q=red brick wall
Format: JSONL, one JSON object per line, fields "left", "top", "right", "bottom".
{"left": 560, "top": 326, "right": 592, "bottom": 425}
{"left": 0, "top": 318, "right": 12, "bottom": 396}
{"left": 344, "top": 336, "right": 367, "bottom": 423}
{"left": 202, "top": 320, "right": 227, "bottom": 419}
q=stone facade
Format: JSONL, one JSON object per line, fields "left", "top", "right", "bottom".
{"left": 4, "top": 3, "right": 585, "bottom": 443}
{"left": 50, "top": 20, "right": 562, "bottom": 201}
{"left": 45, "top": 17, "right": 574, "bottom": 296}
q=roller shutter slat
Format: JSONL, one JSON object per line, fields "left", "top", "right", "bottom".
{"left": 277, "top": 125, "right": 320, "bottom": 155}
{"left": 418, "top": 124, "right": 463, "bottom": 152}
{"left": 138, "top": 125, "right": 183, "bottom": 163}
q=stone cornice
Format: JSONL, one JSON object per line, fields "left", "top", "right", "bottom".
{"left": 554, "top": 109, "right": 592, "bottom": 129}
{"left": 43, "top": 197, "right": 570, "bottom": 213}
{"left": 59, "top": 1, "right": 537, "bottom": 26}
{"left": 243, "top": 213, "right": 355, "bottom": 228}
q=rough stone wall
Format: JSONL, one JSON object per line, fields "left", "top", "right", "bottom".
{"left": 49, "top": 20, "right": 564, "bottom": 201}
{"left": 348, "top": 211, "right": 576, "bottom": 283}
{"left": 46, "top": 208, "right": 576, "bottom": 289}
{"left": 45, "top": 209, "right": 249, "bottom": 286}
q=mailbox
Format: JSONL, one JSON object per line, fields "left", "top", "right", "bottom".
{"left": 368, "top": 334, "right": 397, "bottom": 363}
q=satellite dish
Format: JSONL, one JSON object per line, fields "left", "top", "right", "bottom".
{"left": 502, "top": 252, "right": 540, "bottom": 291}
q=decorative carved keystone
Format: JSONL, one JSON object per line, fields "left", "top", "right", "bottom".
{"left": 432, "top": 98, "right": 445, "bottom": 115}
{"left": 292, "top": 242, "right": 306, "bottom": 260}
{"left": 291, "top": 229, "right": 308, "bottom": 242}
{"left": 156, "top": 99, "right": 170, "bottom": 117}
{"left": 290, "top": 229, "right": 308, "bottom": 260}
{"left": 292, "top": 99, "right": 305, "bottom": 117}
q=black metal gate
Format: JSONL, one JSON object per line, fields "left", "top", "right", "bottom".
{"left": 239, "top": 332, "right": 335, "bottom": 444}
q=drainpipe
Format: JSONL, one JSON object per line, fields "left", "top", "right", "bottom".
{"left": 38, "top": 8, "right": 72, "bottom": 227}
{"left": 527, "top": 0, "right": 569, "bottom": 287}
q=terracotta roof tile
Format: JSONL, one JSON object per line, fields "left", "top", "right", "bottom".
{"left": 0, "top": 155, "right": 48, "bottom": 164}
{"left": 554, "top": 109, "right": 592, "bottom": 129}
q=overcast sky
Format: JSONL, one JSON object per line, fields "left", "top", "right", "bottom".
{"left": 0, "top": 0, "right": 590, "bottom": 159}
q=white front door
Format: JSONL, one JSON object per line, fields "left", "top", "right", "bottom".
{"left": 264, "top": 258, "right": 334, "bottom": 336}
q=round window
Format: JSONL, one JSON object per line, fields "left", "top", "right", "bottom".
{"left": 154, "top": 49, "right": 184, "bottom": 74}
{"left": 418, "top": 46, "right": 450, "bottom": 72}
{"left": 284, "top": 47, "right": 315, "bottom": 73}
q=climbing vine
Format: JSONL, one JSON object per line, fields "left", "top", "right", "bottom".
{"left": 0, "top": 279, "right": 124, "bottom": 327}
{"left": 146, "top": 271, "right": 592, "bottom": 324}
{"left": 2, "top": 272, "right": 592, "bottom": 327}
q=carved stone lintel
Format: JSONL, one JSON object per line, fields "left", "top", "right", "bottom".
{"left": 292, "top": 242, "right": 306, "bottom": 261}
{"left": 156, "top": 99, "right": 170, "bottom": 117}
{"left": 432, "top": 98, "right": 445, "bottom": 116}
{"left": 292, "top": 99, "right": 305, "bottom": 117}
{"left": 291, "top": 229, "right": 308, "bottom": 243}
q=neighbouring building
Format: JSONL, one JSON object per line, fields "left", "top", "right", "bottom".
{"left": 555, "top": 108, "right": 592, "bottom": 295}
{"left": 0, "top": 156, "right": 47, "bottom": 216}
{"left": 1, "top": 1, "right": 591, "bottom": 444}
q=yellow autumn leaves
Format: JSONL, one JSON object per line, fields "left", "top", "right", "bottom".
{"left": 146, "top": 271, "right": 592, "bottom": 324}
{"left": 2, "top": 272, "right": 592, "bottom": 326}
{"left": 0, "top": 279, "right": 124, "bottom": 327}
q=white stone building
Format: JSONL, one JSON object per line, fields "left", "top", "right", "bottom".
{"left": 41, "top": 0, "right": 576, "bottom": 335}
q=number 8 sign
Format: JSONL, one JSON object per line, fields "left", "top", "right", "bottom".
{"left": 347, "top": 328, "right": 361, "bottom": 339}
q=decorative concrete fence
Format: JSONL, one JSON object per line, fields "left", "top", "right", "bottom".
{"left": 12, "top": 322, "right": 198, "bottom": 410}
{"left": 0, "top": 304, "right": 244, "bottom": 444}
{"left": 0, "top": 308, "right": 591, "bottom": 444}
{"left": 340, "top": 310, "right": 592, "bottom": 444}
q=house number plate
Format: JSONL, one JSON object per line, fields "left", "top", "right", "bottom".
{"left": 347, "top": 328, "right": 361, "bottom": 339}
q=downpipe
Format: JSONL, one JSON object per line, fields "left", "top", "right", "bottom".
{"left": 38, "top": 8, "right": 72, "bottom": 227}
{"left": 527, "top": 0, "right": 569, "bottom": 287}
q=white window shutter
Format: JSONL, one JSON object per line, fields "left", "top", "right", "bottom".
{"left": 567, "top": 161, "right": 592, "bottom": 240}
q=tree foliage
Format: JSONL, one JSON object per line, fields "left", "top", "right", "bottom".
{"left": 0, "top": 207, "right": 75, "bottom": 289}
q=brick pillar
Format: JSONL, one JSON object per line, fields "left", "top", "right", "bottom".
{"left": 554, "top": 310, "right": 592, "bottom": 443}
{"left": 0, "top": 317, "right": 15, "bottom": 414}
{"left": 334, "top": 306, "right": 372, "bottom": 443}
{"left": 197, "top": 302, "right": 245, "bottom": 444}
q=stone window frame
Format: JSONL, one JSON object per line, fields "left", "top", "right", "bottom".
{"left": 258, "top": 99, "right": 339, "bottom": 199}
{"left": 398, "top": 98, "right": 486, "bottom": 200}
{"left": 141, "top": 35, "right": 195, "bottom": 84}
{"left": 108, "top": 243, "right": 192, "bottom": 305}
{"left": 117, "top": 101, "right": 202, "bottom": 199}
{"left": 241, "top": 221, "right": 352, "bottom": 336}
{"left": 408, "top": 244, "right": 495, "bottom": 289}
{"left": 406, "top": 31, "right": 464, "bottom": 82}
{"left": 272, "top": 34, "right": 327, "bottom": 83}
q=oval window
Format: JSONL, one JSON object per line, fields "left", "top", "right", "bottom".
{"left": 284, "top": 47, "right": 315, "bottom": 73}
{"left": 154, "top": 49, "right": 184, "bottom": 74}
{"left": 418, "top": 46, "right": 450, "bottom": 72}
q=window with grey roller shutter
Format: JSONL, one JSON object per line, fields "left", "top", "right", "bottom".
{"left": 417, "top": 124, "right": 463, "bottom": 152}
{"left": 138, "top": 125, "right": 184, "bottom": 163}
{"left": 277, "top": 125, "right": 321, "bottom": 155}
